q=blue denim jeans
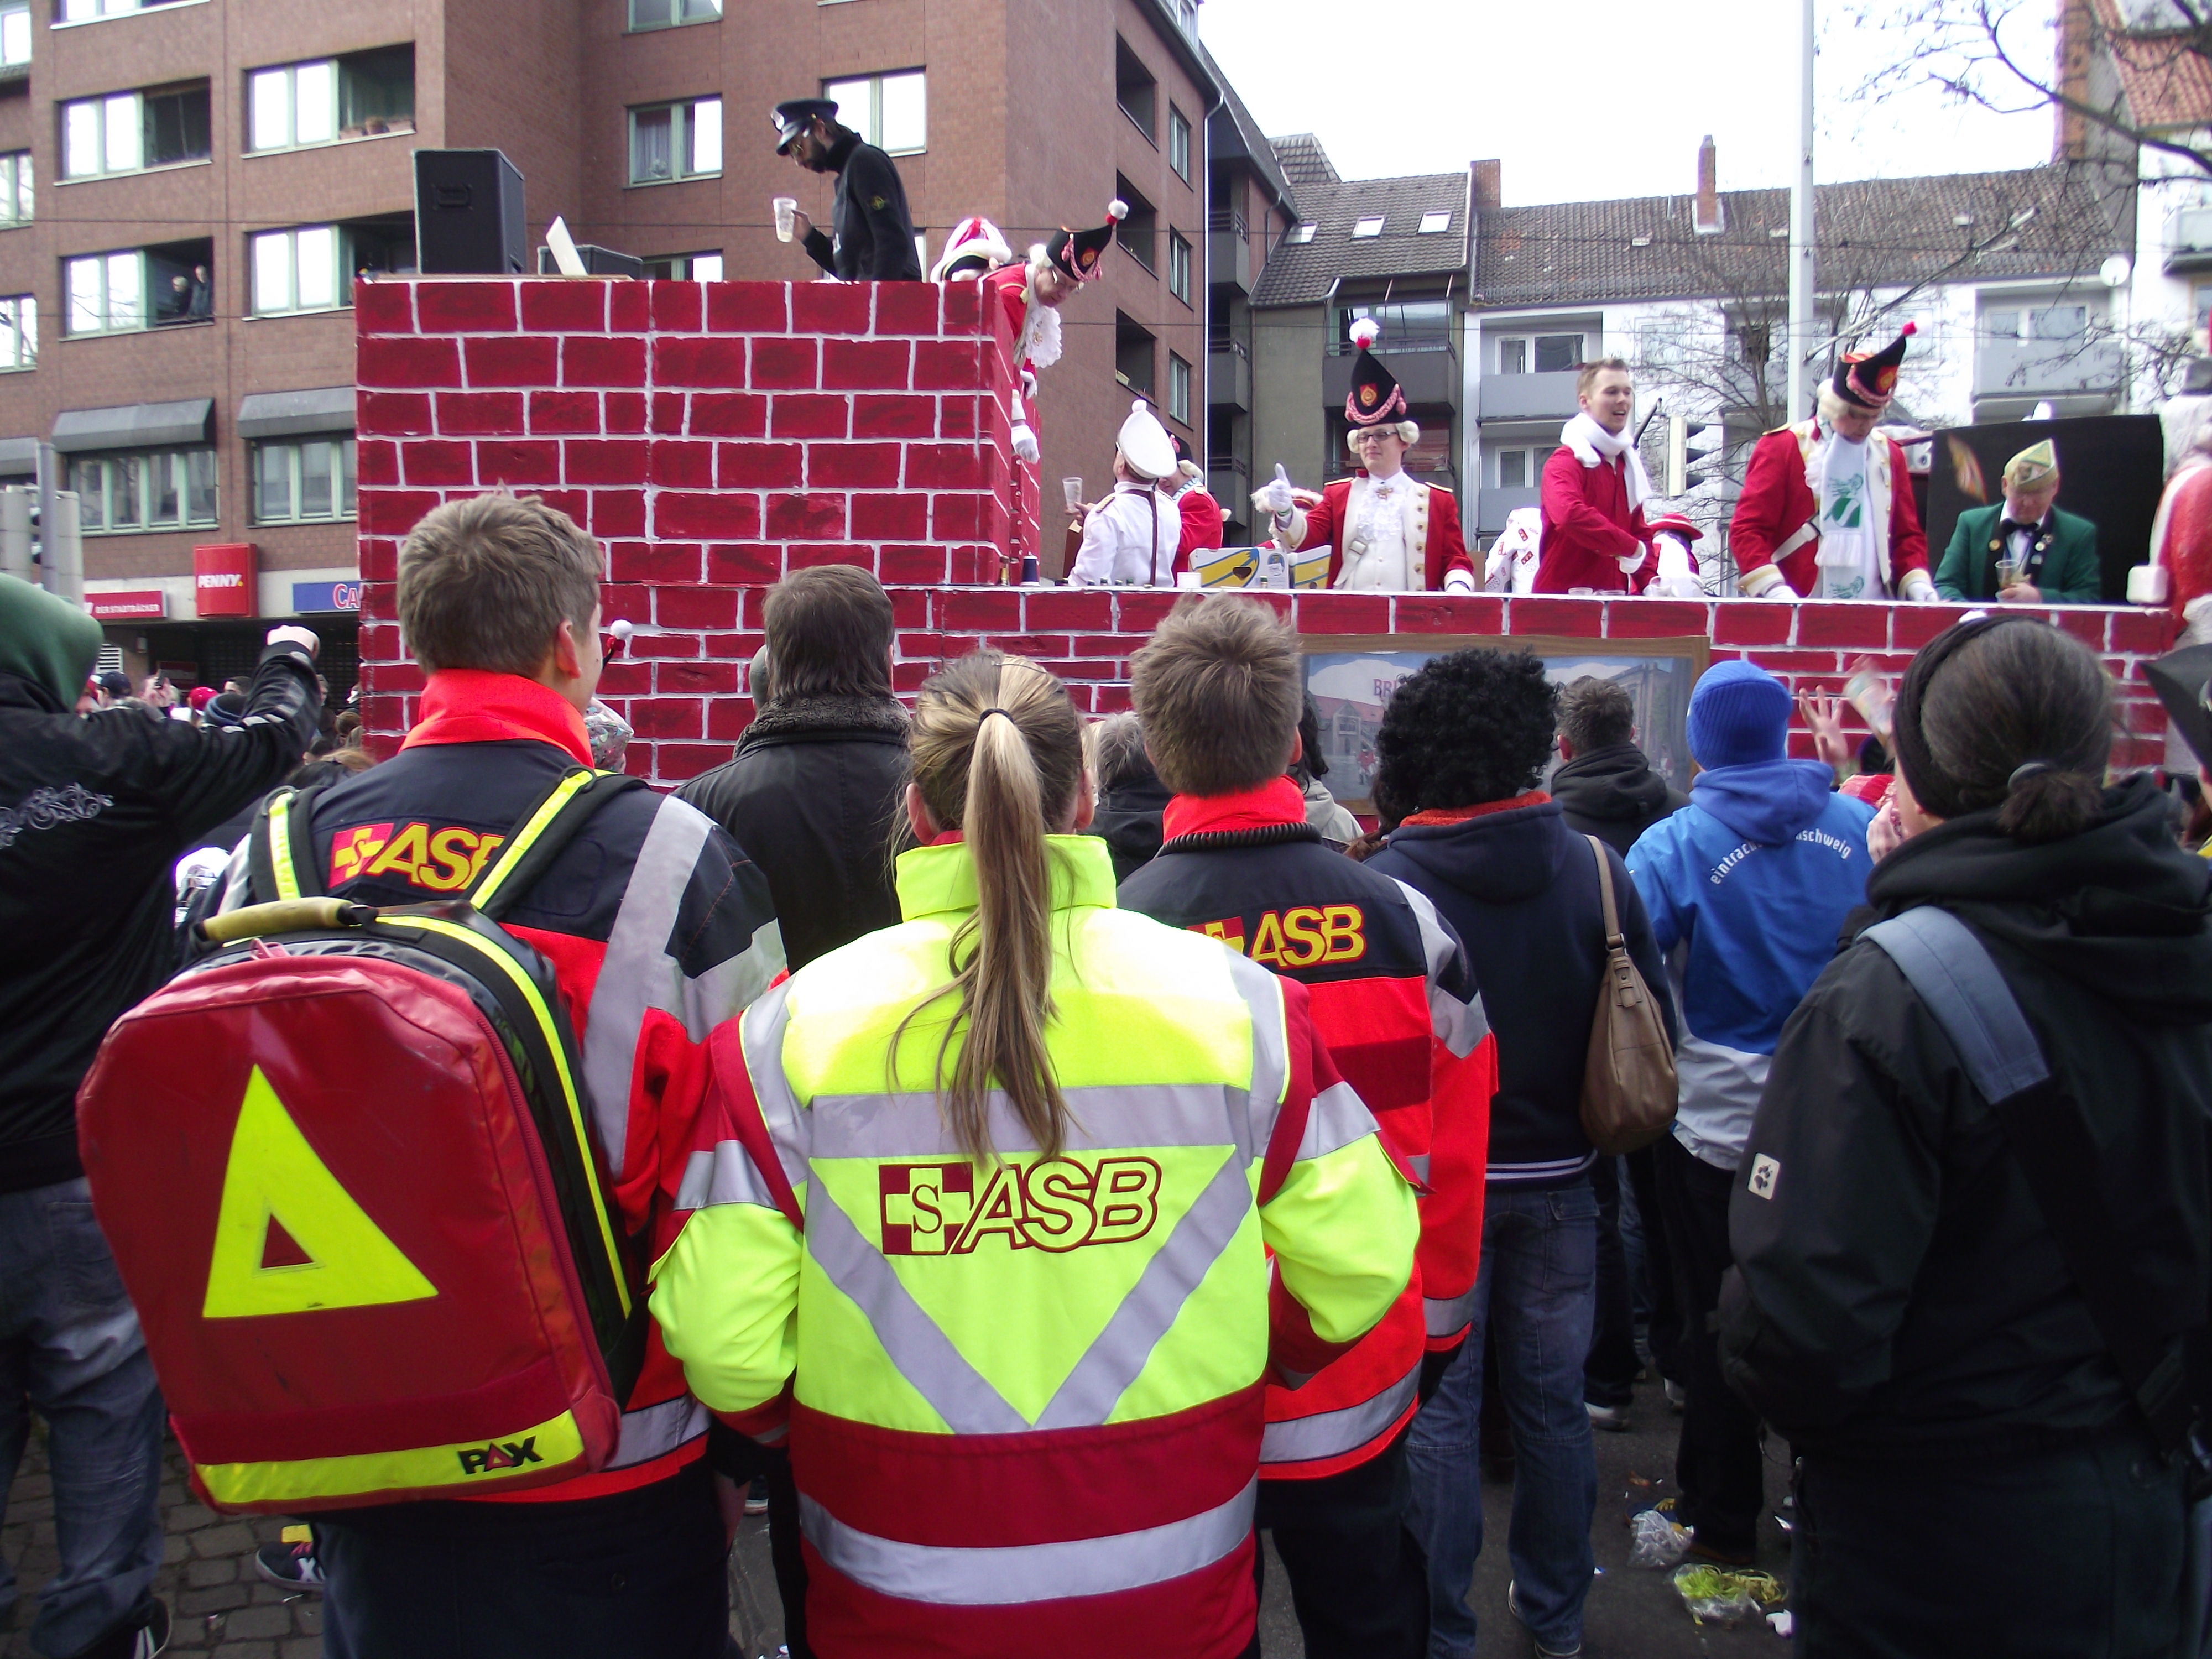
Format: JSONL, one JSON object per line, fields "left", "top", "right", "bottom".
{"left": 1405, "top": 1180, "right": 1599, "bottom": 1659}
{"left": 0, "top": 1178, "right": 165, "bottom": 1659}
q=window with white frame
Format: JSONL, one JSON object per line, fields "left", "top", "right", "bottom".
{"left": 248, "top": 48, "right": 414, "bottom": 152}
{"left": 1495, "top": 332, "right": 1584, "bottom": 374}
{"left": 1493, "top": 446, "right": 1545, "bottom": 489}
{"left": 1, "top": 2, "right": 27, "bottom": 66}
{"left": 61, "top": 83, "right": 210, "bottom": 178}
{"left": 65, "top": 239, "right": 210, "bottom": 333}
{"left": 642, "top": 252, "right": 723, "bottom": 280}
{"left": 68, "top": 446, "right": 217, "bottom": 534}
{"left": 58, "top": 0, "right": 192, "bottom": 18}
{"left": 0, "top": 151, "right": 29, "bottom": 225}
{"left": 1168, "top": 106, "right": 1191, "bottom": 182}
{"left": 1168, "top": 352, "right": 1192, "bottom": 423}
{"left": 1984, "top": 300, "right": 2092, "bottom": 341}
{"left": 0, "top": 295, "right": 34, "bottom": 368}
{"left": 252, "top": 436, "right": 355, "bottom": 524}
{"left": 251, "top": 225, "right": 340, "bottom": 315}
{"left": 1167, "top": 229, "right": 1192, "bottom": 304}
{"left": 627, "top": 0, "right": 718, "bottom": 27}
{"left": 822, "top": 70, "right": 925, "bottom": 155}
{"left": 629, "top": 96, "right": 721, "bottom": 184}
{"left": 1418, "top": 210, "right": 1452, "bottom": 234}
{"left": 1284, "top": 223, "right": 1315, "bottom": 244}
{"left": 1351, "top": 216, "right": 1384, "bottom": 238}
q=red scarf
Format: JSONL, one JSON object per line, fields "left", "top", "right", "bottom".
{"left": 1401, "top": 790, "right": 1551, "bottom": 827}
{"left": 401, "top": 670, "right": 594, "bottom": 769}
{"left": 1161, "top": 776, "right": 1308, "bottom": 841}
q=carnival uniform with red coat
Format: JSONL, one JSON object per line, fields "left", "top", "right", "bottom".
{"left": 1266, "top": 320, "right": 1476, "bottom": 593}
{"left": 1728, "top": 324, "right": 1937, "bottom": 602}
{"left": 1536, "top": 442, "right": 1656, "bottom": 594}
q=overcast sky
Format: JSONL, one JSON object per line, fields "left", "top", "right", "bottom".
{"left": 1198, "top": 0, "right": 2058, "bottom": 205}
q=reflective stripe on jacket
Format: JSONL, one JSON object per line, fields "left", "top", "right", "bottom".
{"left": 1118, "top": 790, "right": 1491, "bottom": 1479}
{"left": 651, "top": 835, "right": 1417, "bottom": 1656}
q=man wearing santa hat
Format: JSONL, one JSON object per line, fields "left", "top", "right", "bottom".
{"left": 1253, "top": 319, "right": 1475, "bottom": 592}
{"left": 1536, "top": 358, "right": 1658, "bottom": 593}
{"left": 1729, "top": 326, "right": 1937, "bottom": 602}
{"left": 983, "top": 201, "right": 1125, "bottom": 566}
{"left": 1068, "top": 401, "right": 1182, "bottom": 586}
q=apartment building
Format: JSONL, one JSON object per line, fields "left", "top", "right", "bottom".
{"left": 0, "top": 0, "right": 1214, "bottom": 685}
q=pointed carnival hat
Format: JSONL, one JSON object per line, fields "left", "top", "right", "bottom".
{"left": 2003, "top": 438, "right": 2059, "bottom": 490}
{"left": 1344, "top": 317, "right": 1411, "bottom": 427}
{"left": 1117, "top": 399, "right": 1177, "bottom": 482}
{"left": 1046, "top": 200, "right": 1128, "bottom": 285}
{"left": 930, "top": 216, "right": 1014, "bottom": 282}
{"left": 1834, "top": 321, "right": 1916, "bottom": 410}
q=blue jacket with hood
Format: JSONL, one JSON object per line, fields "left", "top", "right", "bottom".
{"left": 1626, "top": 759, "right": 1874, "bottom": 1170}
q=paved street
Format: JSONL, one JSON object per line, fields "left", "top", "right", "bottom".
{"left": 7, "top": 1361, "right": 1790, "bottom": 1659}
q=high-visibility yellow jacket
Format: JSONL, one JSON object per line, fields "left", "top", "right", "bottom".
{"left": 651, "top": 835, "right": 1417, "bottom": 1658}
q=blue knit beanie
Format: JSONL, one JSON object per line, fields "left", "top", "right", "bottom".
{"left": 1688, "top": 661, "right": 1791, "bottom": 769}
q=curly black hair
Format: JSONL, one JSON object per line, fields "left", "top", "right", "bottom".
{"left": 1373, "top": 649, "right": 1558, "bottom": 812}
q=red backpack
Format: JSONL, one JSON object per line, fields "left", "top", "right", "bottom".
{"left": 78, "top": 768, "right": 648, "bottom": 1514}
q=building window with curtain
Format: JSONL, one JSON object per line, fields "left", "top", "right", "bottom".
{"left": 252, "top": 436, "right": 356, "bottom": 524}
{"left": 68, "top": 447, "right": 218, "bottom": 534}
{"left": 629, "top": 96, "right": 722, "bottom": 184}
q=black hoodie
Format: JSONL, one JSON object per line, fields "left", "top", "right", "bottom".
{"left": 1720, "top": 777, "right": 2212, "bottom": 1456}
{"left": 1550, "top": 742, "right": 1688, "bottom": 858}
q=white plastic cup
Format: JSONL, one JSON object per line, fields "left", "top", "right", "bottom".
{"left": 1062, "top": 477, "right": 1084, "bottom": 510}
{"left": 773, "top": 197, "right": 798, "bottom": 242}
{"left": 1177, "top": 571, "right": 1201, "bottom": 589}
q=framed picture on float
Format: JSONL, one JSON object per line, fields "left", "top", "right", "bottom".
{"left": 1302, "top": 634, "right": 1712, "bottom": 817}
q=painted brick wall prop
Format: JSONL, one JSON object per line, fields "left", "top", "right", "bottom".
{"left": 355, "top": 280, "right": 2180, "bottom": 786}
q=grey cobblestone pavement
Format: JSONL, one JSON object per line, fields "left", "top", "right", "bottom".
{"left": 9, "top": 1365, "right": 1789, "bottom": 1658}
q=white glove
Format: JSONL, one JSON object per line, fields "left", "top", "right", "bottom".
{"left": 1740, "top": 564, "right": 1797, "bottom": 601}
{"left": 1442, "top": 567, "right": 1476, "bottom": 594}
{"left": 1899, "top": 569, "right": 1937, "bottom": 604}
{"left": 1011, "top": 423, "right": 1040, "bottom": 465}
{"left": 1615, "top": 549, "right": 1648, "bottom": 576}
{"left": 1019, "top": 369, "right": 1037, "bottom": 400}
{"left": 1254, "top": 471, "right": 1295, "bottom": 519}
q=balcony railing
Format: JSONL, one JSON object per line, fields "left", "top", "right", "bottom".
{"left": 1475, "top": 484, "right": 1542, "bottom": 536}
{"left": 1973, "top": 335, "right": 2125, "bottom": 398}
{"left": 1211, "top": 221, "right": 1253, "bottom": 293}
{"left": 1209, "top": 338, "right": 1251, "bottom": 410}
{"left": 1323, "top": 341, "right": 1460, "bottom": 411}
{"left": 1478, "top": 369, "right": 1582, "bottom": 421}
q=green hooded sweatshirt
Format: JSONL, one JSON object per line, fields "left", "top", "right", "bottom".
{"left": 0, "top": 575, "right": 102, "bottom": 709}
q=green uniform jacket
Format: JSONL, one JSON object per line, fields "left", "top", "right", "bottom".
{"left": 1935, "top": 503, "right": 2102, "bottom": 603}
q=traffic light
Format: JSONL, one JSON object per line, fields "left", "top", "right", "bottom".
{"left": 1665, "top": 415, "right": 1728, "bottom": 497}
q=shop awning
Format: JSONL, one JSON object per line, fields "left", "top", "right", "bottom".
{"left": 53, "top": 398, "right": 214, "bottom": 454}
{"left": 236, "top": 387, "right": 356, "bottom": 441}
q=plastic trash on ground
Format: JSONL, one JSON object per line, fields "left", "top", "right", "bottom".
{"left": 1671, "top": 1564, "right": 1786, "bottom": 1627}
{"left": 1629, "top": 1507, "right": 1691, "bottom": 1568}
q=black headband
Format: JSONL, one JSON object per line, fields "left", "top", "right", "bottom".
{"left": 1892, "top": 612, "right": 2058, "bottom": 820}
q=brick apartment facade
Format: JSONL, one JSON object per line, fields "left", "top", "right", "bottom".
{"left": 0, "top": 0, "right": 1213, "bottom": 690}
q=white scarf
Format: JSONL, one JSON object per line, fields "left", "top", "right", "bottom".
{"left": 1559, "top": 411, "right": 1652, "bottom": 512}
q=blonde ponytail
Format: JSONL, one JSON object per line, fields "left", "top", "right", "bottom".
{"left": 902, "top": 652, "right": 1085, "bottom": 1161}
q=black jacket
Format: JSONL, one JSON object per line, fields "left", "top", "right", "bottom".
{"left": 1366, "top": 796, "right": 1673, "bottom": 1186}
{"left": 801, "top": 132, "right": 922, "bottom": 282}
{"left": 1, "top": 643, "right": 320, "bottom": 1193}
{"left": 1720, "top": 778, "right": 2212, "bottom": 1457}
{"left": 1088, "top": 769, "right": 1172, "bottom": 885}
{"left": 677, "top": 692, "right": 909, "bottom": 971}
{"left": 1551, "top": 742, "right": 1687, "bottom": 858}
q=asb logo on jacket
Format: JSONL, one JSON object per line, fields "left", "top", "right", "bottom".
{"left": 1197, "top": 905, "right": 1368, "bottom": 969}
{"left": 330, "top": 822, "right": 507, "bottom": 891}
{"left": 879, "top": 1156, "right": 1161, "bottom": 1255}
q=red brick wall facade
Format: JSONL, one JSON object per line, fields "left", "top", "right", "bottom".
{"left": 357, "top": 279, "right": 2179, "bottom": 786}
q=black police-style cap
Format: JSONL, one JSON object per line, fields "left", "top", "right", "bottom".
{"left": 771, "top": 98, "right": 838, "bottom": 154}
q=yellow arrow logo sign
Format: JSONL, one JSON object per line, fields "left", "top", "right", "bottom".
{"left": 202, "top": 1067, "right": 437, "bottom": 1319}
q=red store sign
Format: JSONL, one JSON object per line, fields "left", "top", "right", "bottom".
{"left": 86, "top": 589, "right": 168, "bottom": 620}
{"left": 193, "top": 543, "right": 257, "bottom": 619}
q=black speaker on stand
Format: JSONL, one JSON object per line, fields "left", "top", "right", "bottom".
{"left": 414, "top": 149, "right": 527, "bottom": 275}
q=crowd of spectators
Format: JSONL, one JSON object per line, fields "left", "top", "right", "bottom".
{"left": 0, "top": 495, "right": 2206, "bottom": 1659}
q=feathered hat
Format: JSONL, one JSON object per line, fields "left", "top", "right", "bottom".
{"left": 1835, "top": 321, "right": 1915, "bottom": 411}
{"left": 930, "top": 216, "right": 1014, "bottom": 282}
{"left": 1045, "top": 199, "right": 1128, "bottom": 284}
